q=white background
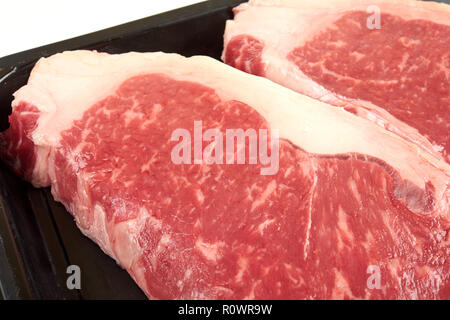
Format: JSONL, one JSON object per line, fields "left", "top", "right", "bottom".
{"left": 0, "top": 0, "right": 204, "bottom": 58}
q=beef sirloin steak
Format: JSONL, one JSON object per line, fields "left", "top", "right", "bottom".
{"left": 223, "top": 0, "right": 450, "bottom": 163}
{"left": 0, "top": 51, "right": 449, "bottom": 299}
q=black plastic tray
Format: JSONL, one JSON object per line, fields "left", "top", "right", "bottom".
{"left": 0, "top": 0, "right": 245, "bottom": 300}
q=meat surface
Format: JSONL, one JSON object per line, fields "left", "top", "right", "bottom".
{"left": 1, "top": 50, "right": 449, "bottom": 299}
{"left": 223, "top": 0, "right": 450, "bottom": 163}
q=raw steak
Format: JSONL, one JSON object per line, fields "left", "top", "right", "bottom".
{"left": 1, "top": 51, "right": 449, "bottom": 299}
{"left": 223, "top": 0, "right": 450, "bottom": 163}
